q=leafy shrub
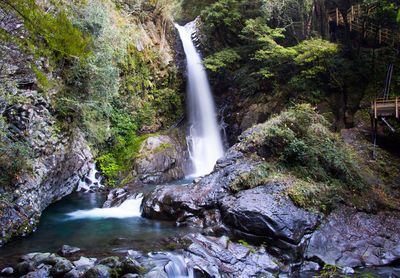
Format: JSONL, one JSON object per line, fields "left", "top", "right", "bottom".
{"left": 0, "top": 141, "right": 32, "bottom": 186}
{"left": 243, "top": 104, "right": 363, "bottom": 187}
{"left": 203, "top": 48, "right": 241, "bottom": 73}
{"left": 97, "top": 133, "right": 150, "bottom": 186}
{"left": 234, "top": 104, "right": 369, "bottom": 212}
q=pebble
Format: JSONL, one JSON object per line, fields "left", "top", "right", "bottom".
{"left": 1, "top": 267, "right": 14, "bottom": 276}
{"left": 341, "top": 266, "right": 355, "bottom": 275}
{"left": 59, "top": 245, "right": 81, "bottom": 257}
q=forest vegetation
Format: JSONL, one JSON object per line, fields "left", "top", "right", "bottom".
{"left": 0, "top": 0, "right": 399, "bottom": 191}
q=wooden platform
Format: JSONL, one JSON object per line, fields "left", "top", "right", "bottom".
{"left": 371, "top": 97, "right": 399, "bottom": 119}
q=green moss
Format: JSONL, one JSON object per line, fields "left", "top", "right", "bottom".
{"left": 319, "top": 264, "right": 338, "bottom": 277}
{"left": 231, "top": 104, "right": 382, "bottom": 213}
{"left": 237, "top": 239, "right": 255, "bottom": 253}
{"left": 230, "top": 163, "right": 271, "bottom": 192}
{"left": 163, "top": 242, "right": 178, "bottom": 251}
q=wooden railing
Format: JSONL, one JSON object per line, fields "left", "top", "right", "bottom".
{"left": 371, "top": 97, "right": 400, "bottom": 119}
{"left": 329, "top": 5, "right": 400, "bottom": 45}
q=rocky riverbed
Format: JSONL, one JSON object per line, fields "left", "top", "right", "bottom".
{"left": 141, "top": 149, "right": 400, "bottom": 272}
{"left": 1, "top": 234, "right": 399, "bottom": 278}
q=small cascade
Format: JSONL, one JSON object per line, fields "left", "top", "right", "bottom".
{"left": 175, "top": 22, "right": 225, "bottom": 177}
{"left": 148, "top": 252, "right": 194, "bottom": 278}
{"left": 77, "top": 163, "right": 104, "bottom": 192}
{"left": 66, "top": 194, "right": 143, "bottom": 220}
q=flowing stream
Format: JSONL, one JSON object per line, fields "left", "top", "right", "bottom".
{"left": 175, "top": 22, "right": 225, "bottom": 177}
{"left": 0, "top": 190, "right": 196, "bottom": 269}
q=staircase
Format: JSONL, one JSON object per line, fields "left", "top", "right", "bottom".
{"left": 329, "top": 4, "right": 400, "bottom": 46}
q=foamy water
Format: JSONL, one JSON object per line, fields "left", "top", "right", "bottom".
{"left": 66, "top": 195, "right": 143, "bottom": 220}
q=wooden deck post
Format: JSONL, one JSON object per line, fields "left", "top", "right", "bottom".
{"left": 374, "top": 100, "right": 377, "bottom": 119}
{"left": 336, "top": 8, "right": 339, "bottom": 26}
{"left": 351, "top": 6, "right": 354, "bottom": 19}
{"left": 396, "top": 97, "right": 399, "bottom": 118}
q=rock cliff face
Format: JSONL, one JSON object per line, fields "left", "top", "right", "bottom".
{"left": 0, "top": 23, "right": 92, "bottom": 244}
{"left": 0, "top": 88, "right": 92, "bottom": 245}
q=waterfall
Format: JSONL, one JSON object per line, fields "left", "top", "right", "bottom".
{"left": 175, "top": 22, "right": 225, "bottom": 177}
{"left": 76, "top": 163, "right": 104, "bottom": 192}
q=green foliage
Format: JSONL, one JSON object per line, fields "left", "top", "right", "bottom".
{"left": 234, "top": 104, "right": 369, "bottom": 212}
{"left": 200, "top": 0, "right": 346, "bottom": 100}
{"left": 201, "top": 0, "right": 263, "bottom": 49}
{"left": 97, "top": 134, "right": 150, "bottom": 186}
{"left": 203, "top": 48, "right": 241, "bottom": 72}
{"left": 0, "top": 0, "right": 91, "bottom": 64}
{"left": 318, "top": 264, "right": 338, "bottom": 277}
{"left": 58, "top": 0, "right": 183, "bottom": 153}
{"left": 0, "top": 141, "right": 32, "bottom": 186}
{"left": 362, "top": 0, "right": 400, "bottom": 28}
{"left": 175, "top": 0, "right": 216, "bottom": 22}
{"left": 201, "top": 0, "right": 242, "bottom": 34}
{"left": 244, "top": 104, "right": 363, "bottom": 187}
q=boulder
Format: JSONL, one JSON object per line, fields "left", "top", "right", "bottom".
{"left": 134, "top": 135, "right": 186, "bottom": 184}
{"left": 183, "top": 233, "right": 280, "bottom": 277}
{"left": 121, "top": 258, "right": 146, "bottom": 275}
{"left": 0, "top": 267, "right": 14, "bottom": 276}
{"left": 82, "top": 265, "right": 111, "bottom": 278}
{"left": 73, "top": 257, "right": 97, "bottom": 268}
{"left": 142, "top": 147, "right": 319, "bottom": 262}
{"left": 306, "top": 206, "right": 400, "bottom": 268}
{"left": 64, "top": 265, "right": 91, "bottom": 278}
{"left": 58, "top": 245, "right": 81, "bottom": 257}
{"left": 15, "top": 261, "right": 35, "bottom": 275}
{"left": 121, "top": 274, "right": 140, "bottom": 278}
{"left": 220, "top": 184, "right": 320, "bottom": 261}
{"left": 142, "top": 149, "right": 252, "bottom": 223}
{"left": 20, "top": 264, "right": 52, "bottom": 278}
{"left": 51, "top": 258, "right": 74, "bottom": 276}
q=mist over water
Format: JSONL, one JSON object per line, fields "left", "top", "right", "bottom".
{"left": 175, "top": 22, "right": 224, "bottom": 177}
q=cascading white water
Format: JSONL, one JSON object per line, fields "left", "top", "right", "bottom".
{"left": 175, "top": 22, "right": 224, "bottom": 177}
{"left": 76, "top": 163, "right": 104, "bottom": 192}
{"left": 66, "top": 195, "right": 143, "bottom": 220}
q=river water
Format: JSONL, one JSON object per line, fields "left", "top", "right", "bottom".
{"left": 0, "top": 190, "right": 196, "bottom": 268}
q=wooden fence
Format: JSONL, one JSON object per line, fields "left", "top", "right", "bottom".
{"left": 329, "top": 5, "right": 400, "bottom": 45}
